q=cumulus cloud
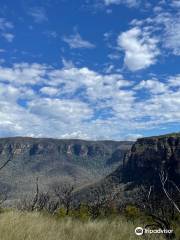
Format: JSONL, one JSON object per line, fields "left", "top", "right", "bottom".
{"left": 63, "top": 32, "right": 95, "bottom": 49}
{"left": 134, "top": 79, "right": 168, "bottom": 94}
{"left": 170, "top": 0, "right": 180, "bottom": 8}
{"left": 161, "top": 14, "right": 180, "bottom": 55}
{"left": 0, "top": 62, "right": 180, "bottom": 140}
{"left": 48, "top": 66, "right": 131, "bottom": 102}
{"left": 131, "top": 6, "right": 180, "bottom": 56}
{"left": 0, "top": 62, "right": 133, "bottom": 139}
{"left": 148, "top": 9, "right": 180, "bottom": 55}
{"left": 168, "top": 74, "right": 180, "bottom": 87}
{"left": 0, "top": 63, "right": 48, "bottom": 85}
{"left": 117, "top": 27, "right": 159, "bottom": 71}
{"left": 0, "top": 83, "right": 20, "bottom": 102}
{"left": 40, "top": 86, "right": 59, "bottom": 96}
{"left": 28, "top": 98, "right": 93, "bottom": 122}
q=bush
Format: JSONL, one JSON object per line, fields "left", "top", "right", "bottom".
{"left": 124, "top": 205, "right": 141, "bottom": 221}
{"left": 77, "top": 204, "right": 91, "bottom": 221}
{"left": 56, "top": 207, "right": 67, "bottom": 218}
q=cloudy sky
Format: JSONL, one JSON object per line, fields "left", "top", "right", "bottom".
{"left": 0, "top": 0, "right": 180, "bottom": 140}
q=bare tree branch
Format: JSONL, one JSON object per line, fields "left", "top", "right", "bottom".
{"left": 169, "top": 180, "right": 180, "bottom": 194}
{"left": 53, "top": 182, "right": 75, "bottom": 215}
{"left": 0, "top": 153, "right": 12, "bottom": 171}
{"left": 159, "top": 171, "right": 180, "bottom": 214}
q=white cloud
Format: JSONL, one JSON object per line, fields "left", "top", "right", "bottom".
{"left": 125, "top": 133, "right": 143, "bottom": 141}
{"left": 0, "top": 62, "right": 180, "bottom": 140}
{"left": 135, "top": 79, "right": 168, "bottom": 94}
{"left": 61, "top": 131, "right": 90, "bottom": 140}
{"left": 131, "top": 8, "right": 180, "bottom": 56}
{"left": 48, "top": 66, "right": 131, "bottom": 101}
{"left": 0, "top": 18, "right": 13, "bottom": 31}
{"left": 1, "top": 33, "right": 14, "bottom": 42}
{"left": 151, "top": 11, "right": 180, "bottom": 55}
{"left": 0, "top": 82, "right": 35, "bottom": 102}
{"left": 40, "top": 86, "right": 59, "bottom": 96}
{"left": 0, "top": 63, "right": 48, "bottom": 85}
{"left": 117, "top": 27, "right": 159, "bottom": 71}
{"left": 103, "top": 0, "right": 140, "bottom": 7}
{"left": 28, "top": 7, "right": 48, "bottom": 23}
{"left": 0, "top": 83, "right": 20, "bottom": 102}
{"left": 168, "top": 74, "right": 180, "bottom": 87}
{"left": 170, "top": 0, "right": 180, "bottom": 8}
{"left": 0, "top": 63, "right": 133, "bottom": 139}
{"left": 162, "top": 17, "right": 180, "bottom": 55}
{"left": 138, "top": 91, "right": 180, "bottom": 124}
{"left": 63, "top": 32, "right": 95, "bottom": 49}
{"left": 28, "top": 98, "right": 93, "bottom": 122}
{"left": 107, "top": 53, "right": 120, "bottom": 60}
{"left": 0, "top": 18, "right": 14, "bottom": 42}
{"left": 0, "top": 100, "right": 44, "bottom": 137}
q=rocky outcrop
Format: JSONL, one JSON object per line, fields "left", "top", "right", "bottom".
{"left": 111, "top": 133, "right": 180, "bottom": 185}
{"left": 0, "top": 137, "right": 132, "bottom": 200}
{"left": 77, "top": 133, "right": 180, "bottom": 201}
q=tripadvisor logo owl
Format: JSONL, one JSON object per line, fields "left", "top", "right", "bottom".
{"left": 135, "top": 226, "right": 173, "bottom": 236}
{"left": 135, "top": 227, "right": 144, "bottom": 236}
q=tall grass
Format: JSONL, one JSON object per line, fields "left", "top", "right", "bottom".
{"left": 0, "top": 211, "right": 164, "bottom": 240}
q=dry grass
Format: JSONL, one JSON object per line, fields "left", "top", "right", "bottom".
{"left": 0, "top": 211, "right": 165, "bottom": 240}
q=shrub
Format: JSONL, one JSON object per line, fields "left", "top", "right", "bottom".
{"left": 77, "top": 204, "right": 91, "bottom": 221}
{"left": 124, "top": 205, "right": 141, "bottom": 221}
{"left": 56, "top": 207, "right": 67, "bottom": 218}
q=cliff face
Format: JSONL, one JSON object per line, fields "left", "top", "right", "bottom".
{"left": 0, "top": 137, "right": 132, "bottom": 200}
{"left": 77, "top": 133, "right": 180, "bottom": 201}
{"left": 0, "top": 137, "right": 132, "bottom": 169}
{"left": 111, "top": 133, "right": 180, "bottom": 185}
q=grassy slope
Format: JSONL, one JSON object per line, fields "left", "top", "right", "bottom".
{"left": 0, "top": 211, "right": 164, "bottom": 240}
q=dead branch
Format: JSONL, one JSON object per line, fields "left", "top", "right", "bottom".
{"left": 159, "top": 171, "right": 180, "bottom": 214}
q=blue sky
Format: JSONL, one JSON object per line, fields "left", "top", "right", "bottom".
{"left": 0, "top": 0, "right": 180, "bottom": 140}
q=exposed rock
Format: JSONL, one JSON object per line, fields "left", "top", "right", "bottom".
{"left": 0, "top": 137, "right": 132, "bottom": 201}
{"left": 113, "top": 133, "right": 180, "bottom": 185}
{"left": 77, "top": 133, "right": 180, "bottom": 201}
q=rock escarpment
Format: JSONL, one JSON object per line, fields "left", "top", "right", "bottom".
{"left": 111, "top": 133, "right": 180, "bottom": 185}
{"left": 0, "top": 137, "right": 132, "bottom": 200}
{"left": 77, "top": 133, "right": 180, "bottom": 201}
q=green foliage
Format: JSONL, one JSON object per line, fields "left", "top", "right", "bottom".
{"left": 55, "top": 204, "right": 119, "bottom": 221}
{"left": 56, "top": 207, "right": 67, "bottom": 218}
{"left": 78, "top": 204, "right": 91, "bottom": 221}
{"left": 56, "top": 205, "right": 91, "bottom": 221}
{"left": 97, "top": 206, "right": 118, "bottom": 219}
{"left": 172, "top": 216, "right": 180, "bottom": 240}
{"left": 124, "top": 205, "right": 141, "bottom": 221}
{"left": 76, "top": 204, "right": 91, "bottom": 221}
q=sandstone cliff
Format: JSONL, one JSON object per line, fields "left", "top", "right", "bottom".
{"left": 77, "top": 133, "right": 180, "bottom": 201}
{"left": 0, "top": 137, "right": 132, "bottom": 200}
{"left": 112, "top": 133, "right": 180, "bottom": 185}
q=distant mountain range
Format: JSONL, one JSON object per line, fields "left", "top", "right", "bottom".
{"left": 0, "top": 137, "right": 132, "bottom": 202}
{"left": 1, "top": 133, "right": 180, "bottom": 205}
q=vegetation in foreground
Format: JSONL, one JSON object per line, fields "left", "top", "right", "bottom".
{"left": 0, "top": 210, "right": 166, "bottom": 240}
